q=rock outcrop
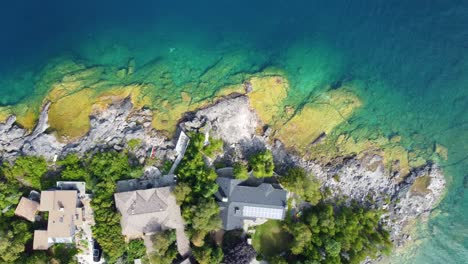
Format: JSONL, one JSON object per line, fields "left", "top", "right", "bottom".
{"left": 0, "top": 98, "right": 173, "bottom": 165}
{"left": 0, "top": 95, "right": 446, "bottom": 252}
{"left": 178, "top": 95, "right": 446, "bottom": 249}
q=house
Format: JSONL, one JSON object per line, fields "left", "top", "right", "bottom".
{"left": 215, "top": 168, "right": 288, "bottom": 230}
{"left": 33, "top": 190, "right": 84, "bottom": 250}
{"left": 114, "top": 187, "right": 190, "bottom": 257}
{"left": 15, "top": 197, "right": 40, "bottom": 222}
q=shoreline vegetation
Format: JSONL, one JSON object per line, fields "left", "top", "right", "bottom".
{"left": 0, "top": 56, "right": 447, "bottom": 264}
{"left": 0, "top": 56, "right": 449, "bottom": 179}
{"left": 1, "top": 134, "right": 393, "bottom": 264}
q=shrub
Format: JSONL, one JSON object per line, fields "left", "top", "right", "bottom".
{"left": 280, "top": 167, "right": 321, "bottom": 205}
{"left": 233, "top": 163, "right": 249, "bottom": 180}
{"left": 126, "top": 239, "right": 147, "bottom": 263}
{"left": 127, "top": 138, "right": 142, "bottom": 150}
{"left": 248, "top": 150, "right": 274, "bottom": 178}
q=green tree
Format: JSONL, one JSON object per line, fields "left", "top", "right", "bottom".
{"left": 249, "top": 150, "right": 274, "bottom": 178}
{"left": 233, "top": 162, "right": 249, "bottom": 180}
{"left": 58, "top": 154, "right": 91, "bottom": 185}
{"left": 0, "top": 180, "right": 21, "bottom": 217}
{"left": 289, "top": 222, "right": 312, "bottom": 255}
{"left": 0, "top": 219, "right": 32, "bottom": 263}
{"left": 149, "top": 230, "right": 178, "bottom": 264}
{"left": 188, "top": 199, "right": 222, "bottom": 246}
{"left": 88, "top": 151, "right": 136, "bottom": 263}
{"left": 89, "top": 151, "right": 142, "bottom": 181}
{"left": 126, "top": 239, "right": 147, "bottom": 263}
{"left": 21, "top": 251, "right": 48, "bottom": 264}
{"left": 2, "top": 156, "right": 48, "bottom": 189}
{"left": 193, "top": 244, "right": 224, "bottom": 264}
{"left": 280, "top": 167, "right": 321, "bottom": 205}
{"left": 50, "top": 244, "right": 78, "bottom": 264}
{"left": 203, "top": 138, "right": 224, "bottom": 158}
{"left": 177, "top": 140, "right": 219, "bottom": 198}
{"left": 173, "top": 182, "right": 192, "bottom": 205}
{"left": 292, "top": 203, "right": 391, "bottom": 263}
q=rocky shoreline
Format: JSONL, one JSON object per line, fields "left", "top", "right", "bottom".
{"left": 0, "top": 95, "right": 445, "bottom": 255}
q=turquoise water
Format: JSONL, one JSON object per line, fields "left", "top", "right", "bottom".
{"left": 1, "top": 1, "right": 467, "bottom": 262}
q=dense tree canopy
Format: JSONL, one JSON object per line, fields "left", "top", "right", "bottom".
{"left": 0, "top": 219, "right": 32, "bottom": 263}
{"left": 177, "top": 136, "right": 218, "bottom": 198}
{"left": 249, "top": 150, "right": 274, "bottom": 177}
{"left": 88, "top": 151, "right": 139, "bottom": 263}
{"left": 175, "top": 133, "right": 224, "bottom": 257}
{"left": 280, "top": 167, "right": 322, "bottom": 205}
{"left": 270, "top": 202, "right": 392, "bottom": 264}
{"left": 0, "top": 180, "right": 21, "bottom": 217}
{"left": 57, "top": 154, "right": 91, "bottom": 185}
{"left": 2, "top": 156, "right": 48, "bottom": 189}
{"left": 21, "top": 251, "right": 48, "bottom": 264}
{"left": 176, "top": 133, "right": 223, "bottom": 245}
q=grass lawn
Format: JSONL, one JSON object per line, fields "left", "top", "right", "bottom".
{"left": 252, "top": 220, "right": 292, "bottom": 258}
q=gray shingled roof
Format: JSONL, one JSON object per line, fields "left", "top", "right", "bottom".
{"left": 215, "top": 176, "right": 287, "bottom": 230}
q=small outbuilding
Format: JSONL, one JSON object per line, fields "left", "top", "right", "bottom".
{"left": 15, "top": 197, "right": 40, "bottom": 222}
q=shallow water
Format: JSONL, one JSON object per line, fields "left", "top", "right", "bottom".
{"left": 1, "top": 1, "right": 467, "bottom": 262}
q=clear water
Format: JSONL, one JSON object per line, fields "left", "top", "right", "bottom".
{"left": 1, "top": 1, "right": 467, "bottom": 262}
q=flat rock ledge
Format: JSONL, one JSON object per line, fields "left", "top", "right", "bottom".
{"left": 0, "top": 96, "right": 446, "bottom": 254}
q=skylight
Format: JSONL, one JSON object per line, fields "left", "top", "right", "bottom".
{"left": 242, "top": 206, "right": 284, "bottom": 219}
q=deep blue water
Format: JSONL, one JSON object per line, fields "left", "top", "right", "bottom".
{"left": 1, "top": 1, "right": 467, "bottom": 262}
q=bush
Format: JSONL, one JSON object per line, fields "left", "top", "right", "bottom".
{"left": 173, "top": 182, "right": 192, "bottom": 205}
{"left": 223, "top": 240, "right": 256, "bottom": 264}
{"left": 249, "top": 150, "right": 274, "bottom": 178}
{"left": 50, "top": 244, "right": 78, "bottom": 264}
{"left": 280, "top": 167, "right": 321, "bottom": 205}
{"left": 203, "top": 138, "right": 224, "bottom": 158}
{"left": 233, "top": 163, "right": 249, "bottom": 180}
{"left": 149, "top": 230, "right": 178, "bottom": 264}
{"left": 126, "top": 239, "right": 147, "bottom": 263}
{"left": 127, "top": 138, "right": 142, "bottom": 150}
{"left": 193, "top": 244, "right": 224, "bottom": 264}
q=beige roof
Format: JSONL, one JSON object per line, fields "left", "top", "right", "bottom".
{"left": 33, "top": 230, "right": 49, "bottom": 250}
{"left": 39, "top": 190, "right": 78, "bottom": 214}
{"left": 115, "top": 187, "right": 190, "bottom": 256}
{"left": 15, "top": 197, "right": 39, "bottom": 222}
{"left": 38, "top": 190, "right": 81, "bottom": 239}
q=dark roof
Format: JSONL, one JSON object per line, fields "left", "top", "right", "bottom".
{"left": 215, "top": 175, "right": 287, "bottom": 230}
